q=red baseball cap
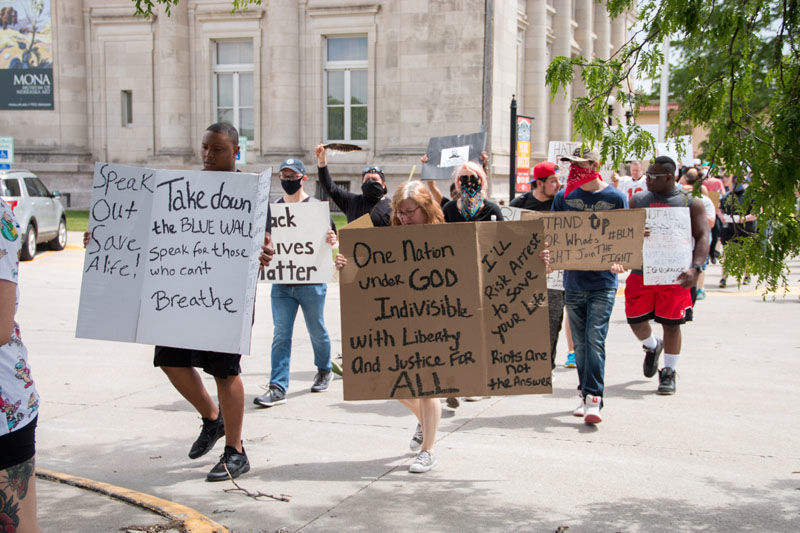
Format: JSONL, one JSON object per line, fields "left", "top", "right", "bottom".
{"left": 532, "top": 161, "right": 558, "bottom": 180}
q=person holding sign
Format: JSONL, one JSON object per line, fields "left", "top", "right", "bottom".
{"left": 254, "top": 159, "right": 338, "bottom": 407}
{"left": 82, "top": 123, "right": 276, "bottom": 481}
{"left": 625, "top": 156, "right": 709, "bottom": 395}
{"left": 0, "top": 199, "right": 42, "bottom": 532}
{"left": 442, "top": 161, "right": 503, "bottom": 223}
{"left": 334, "top": 181, "right": 445, "bottom": 473}
{"left": 553, "top": 147, "right": 628, "bottom": 425}
{"left": 510, "top": 161, "right": 576, "bottom": 369}
{"left": 313, "top": 144, "right": 391, "bottom": 226}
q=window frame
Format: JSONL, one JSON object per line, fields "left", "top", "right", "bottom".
{"left": 211, "top": 39, "right": 255, "bottom": 145}
{"left": 323, "top": 35, "right": 369, "bottom": 144}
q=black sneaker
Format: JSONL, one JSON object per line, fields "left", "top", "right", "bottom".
{"left": 310, "top": 370, "right": 332, "bottom": 392}
{"left": 642, "top": 338, "right": 663, "bottom": 378}
{"left": 719, "top": 277, "right": 727, "bottom": 288}
{"left": 657, "top": 367, "right": 676, "bottom": 395}
{"left": 206, "top": 445, "right": 250, "bottom": 482}
{"left": 253, "top": 385, "right": 286, "bottom": 407}
{"left": 188, "top": 412, "right": 225, "bottom": 459}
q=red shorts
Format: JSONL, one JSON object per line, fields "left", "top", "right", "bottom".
{"left": 624, "top": 272, "right": 693, "bottom": 325}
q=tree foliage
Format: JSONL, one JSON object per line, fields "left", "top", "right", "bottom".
{"left": 132, "top": 0, "right": 260, "bottom": 18}
{"left": 546, "top": 0, "right": 800, "bottom": 293}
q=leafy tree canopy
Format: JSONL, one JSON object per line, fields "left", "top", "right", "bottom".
{"left": 547, "top": 0, "right": 800, "bottom": 293}
{"left": 132, "top": 0, "right": 260, "bottom": 17}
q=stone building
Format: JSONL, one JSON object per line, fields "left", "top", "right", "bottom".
{"left": 0, "top": 0, "right": 635, "bottom": 208}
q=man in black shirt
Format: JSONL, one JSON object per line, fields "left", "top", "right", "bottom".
{"left": 313, "top": 144, "right": 391, "bottom": 226}
{"left": 510, "top": 161, "right": 560, "bottom": 210}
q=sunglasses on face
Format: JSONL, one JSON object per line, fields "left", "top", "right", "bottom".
{"left": 645, "top": 172, "right": 672, "bottom": 179}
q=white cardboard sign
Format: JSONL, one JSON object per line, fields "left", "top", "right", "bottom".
{"left": 643, "top": 207, "right": 692, "bottom": 285}
{"left": 76, "top": 163, "right": 270, "bottom": 354}
{"left": 262, "top": 201, "right": 334, "bottom": 284}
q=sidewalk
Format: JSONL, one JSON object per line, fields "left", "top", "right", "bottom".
{"left": 19, "top": 243, "right": 800, "bottom": 532}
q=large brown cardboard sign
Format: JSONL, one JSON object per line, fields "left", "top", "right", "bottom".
{"left": 338, "top": 220, "right": 552, "bottom": 401}
{"left": 519, "top": 209, "right": 646, "bottom": 270}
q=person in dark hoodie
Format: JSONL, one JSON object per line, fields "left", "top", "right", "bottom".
{"left": 718, "top": 175, "right": 757, "bottom": 287}
{"left": 313, "top": 144, "right": 392, "bottom": 226}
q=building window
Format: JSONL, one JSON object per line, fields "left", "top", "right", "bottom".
{"left": 324, "top": 36, "right": 367, "bottom": 142}
{"left": 212, "top": 40, "right": 254, "bottom": 141}
{"left": 121, "top": 90, "right": 133, "bottom": 126}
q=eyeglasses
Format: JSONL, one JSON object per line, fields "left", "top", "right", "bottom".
{"left": 645, "top": 172, "right": 672, "bottom": 179}
{"left": 280, "top": 171, "right": 302, "bottom": 180}
{"left": 396, "top": 205, "right": 421, "bottom": 219}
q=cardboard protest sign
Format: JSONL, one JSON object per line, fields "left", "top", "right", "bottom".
{"left": 77, "top": 163, "right": 270, "bottom": 354}
{"left": 421, "top": 131, "right": 487, "bottom": 180}
{"left": 338, "top": 220, "right": 551, "bottom": 401}
{"left": 643, "top": 207, "right": 692, "bottom": 285}
{"left": 262, "top": 201, "right": 334, "bottom": 284}
{"left": 499, "top": 205, "right": 526, "bottom": 221}
{"left": 500, "top": 205, "right": 563, "bottom": 289}
{"left": 342, "top": 213, "right": 373, "bottom": 230}
{"left": 520, "top": 209, "right": 646, "bottom": 270}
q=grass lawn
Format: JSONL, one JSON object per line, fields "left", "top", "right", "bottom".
{"left": 333, "top": 213, "right": 347, "bottom": 231}
{"left": 66, "top": 210, "right": 89, "bottom": 232}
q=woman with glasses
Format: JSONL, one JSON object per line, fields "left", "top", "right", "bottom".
{"left": 442, "top": 161, "right": 503, "bottom": 223}
{"left": 334, "top": 181, "right": 444, "bottom": 473}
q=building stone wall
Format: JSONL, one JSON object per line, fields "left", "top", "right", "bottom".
{"left": 0, "top": 0, "right": 633, "bottom": 208}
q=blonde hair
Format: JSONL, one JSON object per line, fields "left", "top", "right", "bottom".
{"left": 451, "top": 161, "right": 488, "bottom": 212}
{"left": 390, "top": 180, "right": 445, "bottom": 226}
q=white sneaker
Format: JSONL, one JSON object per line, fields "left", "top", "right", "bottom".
{"left": 409, "top": 450, "right": 436, "bottom": 473}
{"left": 572, "top": 394, "right": 585, "bottom": 417}
{"left": 584, "top": 394, "right": 602, "bottom": 424}
{"left": 409, "top": 424, "right": 423, "bottom": 451}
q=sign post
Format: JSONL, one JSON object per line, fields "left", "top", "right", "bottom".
{"left": 0, "top": 137, "right": 12, "bottom": 169}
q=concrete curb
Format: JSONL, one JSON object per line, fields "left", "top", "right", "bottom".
{"left": 36, "top": 468, "right": 229, "bottom": 533}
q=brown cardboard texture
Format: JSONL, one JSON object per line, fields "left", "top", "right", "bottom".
{"left": 338, "top": 220, "right": 552, "bottom": 401}
{"left": 519, "top": 209, "right": 645, "bottom": 270}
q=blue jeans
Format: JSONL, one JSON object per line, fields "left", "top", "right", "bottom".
{"left": 270, "top": 284, "right": 331, "bottom": 392}
{"left": 564, "top": 288, "right": 616, "bottom": 398}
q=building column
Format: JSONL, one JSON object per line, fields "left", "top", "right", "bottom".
{"left": 524, "top": 0, "right": 549, "bottom": 161}
{"left": 548, "top": 0, "right": 573, "bottom": 143}
{"left": 153, "top": 2, "right": 192, "bottom": 159}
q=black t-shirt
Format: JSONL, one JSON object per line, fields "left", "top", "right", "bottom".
{"left": 317, "top": 166, "right": 391, "bottom": 226}
{"left": 442, "top": 199, "right": 504, "bottom": 222}
{"left": 510, "top": 192, "right": 553, "bottom": 212}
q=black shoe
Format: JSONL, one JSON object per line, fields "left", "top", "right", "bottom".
{"left": 657, "top": 367, "right": 676, "bottom": 395}
{"left": 719, "top": 277, "right": 727, "bottom": 288}
{"left": 310, "top": 370, "right": 332, "bottom": 392}
{"left": 206, "top": 445, "right": 250, "bottom": 482}
{"left": 253, "top": 384, "right": 286, "bottom": 407}
{"left": 642, "top": 338, "right": 663, "bottom": 378}
{"left": 446, "top": 397, "right": 460, "bottom": 409}
{"left": 188, "top": 412, "right": 225, "bottom": 459}
{"left": 743, "top": 275, "right": 751, "bottom": 285}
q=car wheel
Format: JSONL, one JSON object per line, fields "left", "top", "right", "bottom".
{"left": 48, "top": 217, "right": 67, "bottom": 250}
{"left": 20, "top": 223, "right": 37, "bottom": 261}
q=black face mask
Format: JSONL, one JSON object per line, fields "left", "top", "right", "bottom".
{"left": 280, "top": 178, "right": 303, "bottom": 195}
{"left": 361, "top": 180, "right": 386, "bottom": 201}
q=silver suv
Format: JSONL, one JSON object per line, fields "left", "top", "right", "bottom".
{"left": 0, "top": 169, "right": 67, "bottom": 261}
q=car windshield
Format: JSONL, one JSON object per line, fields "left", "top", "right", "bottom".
{"left": 1, "top": 178, "right": 22, "bottom": 197}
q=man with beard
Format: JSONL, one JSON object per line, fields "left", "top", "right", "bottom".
{"left": 313, "top": 144, "right": 391, "bottom": 226}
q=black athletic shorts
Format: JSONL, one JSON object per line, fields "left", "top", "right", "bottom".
{"left": 0, "top": 416, "right": 37, "bottom": 471}
{"left": 153, "top": 346, "right": 241, "bottom": 378}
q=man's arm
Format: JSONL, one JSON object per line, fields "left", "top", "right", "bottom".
{"left": 675, "top": 199, "right": 710, "bottom": 288}
{"left": 314, "top": 144, "right": 357, "bottom": 213}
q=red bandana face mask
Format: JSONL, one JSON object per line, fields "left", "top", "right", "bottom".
{"left": 565, "top": 164, "right": 601, "bottom": 197}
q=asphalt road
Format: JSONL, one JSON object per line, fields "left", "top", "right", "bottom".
{"left": 17, "top": 233, "right": 800, "bottom": 532}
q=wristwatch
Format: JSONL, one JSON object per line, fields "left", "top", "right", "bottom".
{"left": 690, "top": 263, "right": 703, "bottom": 271}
